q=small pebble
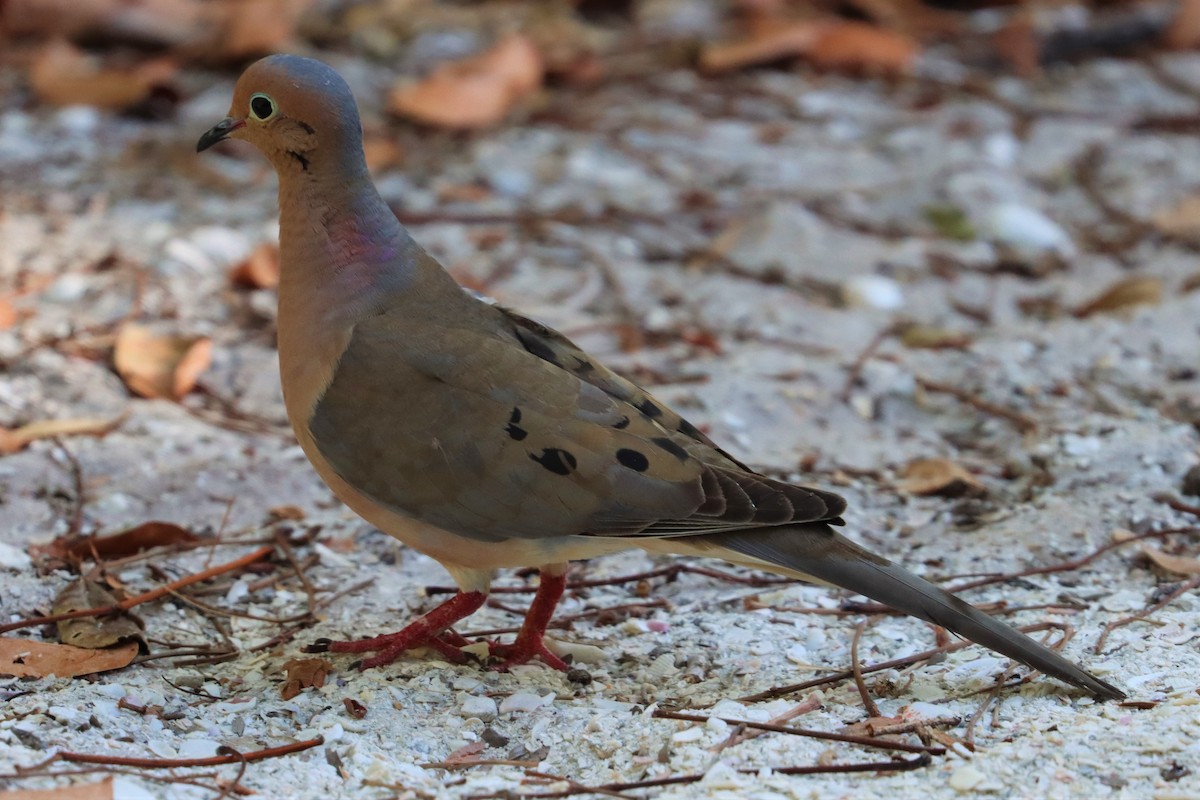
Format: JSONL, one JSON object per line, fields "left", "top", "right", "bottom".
{"left": 948, "top": 765, "right": 986, "bottom": 792}
{"left": 842, "top": 275, "right": 904, "bottom": 310}
{"left": 499, "top": 692, "right": 553, "bottom": 714}
{"left": 459, "top": 695, "right": 498, "bottom": 721}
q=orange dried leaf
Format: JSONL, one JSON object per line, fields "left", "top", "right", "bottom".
{"left": 28, "top": 40, "right": 176, "bottom": 110}
{"left": 443, "top": 740, "right": 486, "bottom": 763}
{"left": 280, "top": 657, "right": 331, "bottom": 699}
{"left": 40, "top": 521, "right": 199, "bottom": 562}
{"left": 699, "top": 20, "right": 826, "bottom": 73}
{"left": 229, "top": 242, "right": 280, "bottom": 289}
{"left": 389, "top": 34, "right": 544, "bottom": 129}
{"left": 1072, "top": 276, "right": 1163, "bottom": 318}
{"left": 205, "top": 0, "right": 313, "bottom": 61}
{"left": 1141, "top": 544, "right": 1200, "bottom": 576}
{"left": 807, "top": 21, "right": 919, "bottom": 75}
{"left": 113, "top": 323, "right": 211, "bottom": 399}
{"left": 0, "top": 637, "right": 138, "bottom": 679}
{"left": 0, "top": 778, "right": 114, "bottom": 800}
{"left": 0, "top": 416, "right": 122, "bottom": 456}
{"left": 896, "top": 457, "right": 986, "bottom": 497}
{"left": 0, "top": 295, "right": 18, "bottom": 329}
{"left": 1166, "top": 0, "right": 1200, "bottom": 49}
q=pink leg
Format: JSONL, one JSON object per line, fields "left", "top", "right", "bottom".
{"left": 489, "top": 570, "right": 569, "bottom": 671}
{"left": 308, "top": 591, "right": 486, "bottom": 670}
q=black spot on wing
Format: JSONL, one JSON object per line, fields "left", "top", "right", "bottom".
{"left": 616, "top": 448, "right": 649, "bottom": 472}
{"left": 573, "top": 357, "right": 595, "bottom": 374}
{"left": 506, "top": 407, "right": 527, "bottom": 441}
{"left": 651, "top": 436, "right": 689, "bottom": 460}
{"left": 613, "top": 415, "right": 630, "bottom": 429}
{"left": 677, "top": 418, "right": 702, "bottom": 439}
{"left": 513, "top": 325, "right": 560, "bottom": 366}
{"left": 531, "top": 448, "right": 577, "bottom": 476}
{"left": 635, "top": 398, "right": 662, "bottom": 419}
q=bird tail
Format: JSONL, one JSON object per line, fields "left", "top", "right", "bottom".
{"left": 672, "top": 523, "right": 1124, "bottom": 700}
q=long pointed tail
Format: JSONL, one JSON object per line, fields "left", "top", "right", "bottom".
{"left": 684, "top": 523, "right": 1124, "bottom": 700}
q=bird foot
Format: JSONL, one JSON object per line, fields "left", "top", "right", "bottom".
{"left": 487, "top": 636, "right": 569, "bottom": 672}
{"left": 305, "top": 591, "right": 487, "bottom": 670}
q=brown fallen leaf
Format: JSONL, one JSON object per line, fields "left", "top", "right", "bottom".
{"left": 1072, "top": 276, "right": 1163, "bottom": 318}
{"left": 1141, "top": 544, "right": 1200, "bottom": 576}
{"left": 0, "top": 295, "right": 18, "bottom": 329}
{"left": 896, "top": 457, "right": 986, "bottom": 497}
{"left": 0, "top": 415, "right": 123, "bottom": 456}
{"left": 28, "top": 40, "right": 177, "bottom": 110}
{"left": 0, "top": 637, "right": 138, "bottom": 678}
{"left": 1165, "top": 0, "right": 1200, "bottom": 49}
{"left": 700, "top": 19, "right": 917, "bottom": 75}
{"left": 113, "top": 323, "right": 212, "bottom": 399}
{"left": 1152, "top": 194, "right": 1200, "bottom": 239}
{"left": 898, "top": 325, "right": 973, "bottom": 350}
{"left": 1, "top": 0, "right": 202, "bottom": 46}
{"left": 268, "top": 505, "right": 306, "bottom": 521}
{"left": 1183, "top": 271, "right": 1200, "bottom": 294}
{"left": 389, "top": 34, "right": 544, "bottom": 129}
{"left": 363, "top": 135, "right": 404, "bottom": 173}
{"left": 203, "top": 0, "right": 313, "bottom": 61}
{"left": 806, "top": 21, "right": 919, "bottom": 75}
{"left": 443, "top": 740, "right": 487, "bottom": 763}
{"left": 281, "top": 657, "right": 331, "bottom": 700}
{"left": 229, "top": 242, "right": 280, "bottom": 289}
{"left": 54, "top": 579, "right": 144, "bottom": 649}
{"left": 56, "top": 520, "right": 199, "bottom": 562}
{"left": 0, "top": 778, "right": 114, "bottom": 800}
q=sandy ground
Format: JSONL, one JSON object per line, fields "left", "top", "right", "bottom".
{"left": 2, "top": 45, "right": 1200, "bottom": 800}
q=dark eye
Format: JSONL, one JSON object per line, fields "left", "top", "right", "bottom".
{"left": 249, "top": 93, "right": 276, "bottom": 121}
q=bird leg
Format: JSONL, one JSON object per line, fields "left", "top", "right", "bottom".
{"left": 310, "top": 590, "right": 486, "bottom": 669}
{"left": 488, "top": 569, "right": 569, "bottom": 671}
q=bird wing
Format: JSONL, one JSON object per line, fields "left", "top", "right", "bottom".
{"left": 306, "top": 300, "right": 846, "bottom": 542}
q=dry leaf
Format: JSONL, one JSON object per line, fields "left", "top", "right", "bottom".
{"left": 1152, "top": 194, "right": 1200, "bottom": 238}
{"left": 268, "top": 505, "right": 306, "bottom": 521}
{"left": 899, "top": 325, "right": 972, "bottom": 350}
{"left": 0, "top": 295, "right": 17, "bottom": 329}
{"left": 700, "top": 19, "right": 917, "bottom": 75}
{"left": 1072, "top": 276, "right": 1163, "bottom": 318}
{"left": 0, "top": 415, "right": 122, "bottom": 456}
{"left": 896, "top": 458, "right": 986, "bottom": 497}
{"left": 39, "top": 520, "right": 199, "bottom": 563}
{"left": 1166, "top": 0, "right": 1200, "bottom": 49}
{"left": 280, "top": 657, "right": 331, "bottom": 699}
{"left": 229, "top": 242, "right": 280, "bottom": 289}
{"left": 204, "top": 0, "right": 313, "bottom": 61}
{"left": 28, "top": 40, "right": 176, "bottom": 110}
{"left": 806, "top": 21, "right": 919, "bottom": 74}
{"left": 0, "top": 778, "right": 114, "bottom": 800}
{"left": 389, "top": 34, "right": 544, "bottom": 129}
{"left": 54, "top": 580, "right": 143, "bottom": 649}
{"left": 443, "top": 741, "right": 486, "bottom": 763}
{"left": 699, "top": 20, "right": 825, "bottom": 73}
{"left": 1141, "top": 544, "right": 1200, "bottom": 576}
{"left": 0, "top": 637, "right": 138, "bottom": 678}
{"left": 113, "top": 323, "right": 211, "bottom": 399}
{"left": 363, "top": 136, "right": 404, "bottom": 172}
{"left": 1, "top": 0, "right": 202, "bottom": 46}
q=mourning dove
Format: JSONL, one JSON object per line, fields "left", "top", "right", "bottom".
{"left": 198, "top": 54, "right": 1123, "bottom": 700}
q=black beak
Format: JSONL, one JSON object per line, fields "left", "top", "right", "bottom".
{"left": 196, "top": 117, "right": 245, "bottom": 153}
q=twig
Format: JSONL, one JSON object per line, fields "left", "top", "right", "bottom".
{"left": 840, "top": 324, "right": 899, "bottom": 403}
{"left": 914, "top": 376, "right": 1037, "bottom": 434}
{"left": 850, "top": 619, "right": 881, "bottom": 718}
{"left": 16, "top": 737, "right": 322, "bottom": 772}
{"left": 737, "top": 621, "right": 1071, "bottom": 703}
{"left": 0, "top": 545, "right": 274, "bottom": 635}
{"left": 651, "top": 710, "right": 942, "bottom": 754}
{"left": 51, "top": 439, "right": 87, "bottom": 538}
{"left": 1094, "top": 575, "right": 1200, "bottom": 654}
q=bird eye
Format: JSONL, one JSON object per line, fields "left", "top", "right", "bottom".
{"left": 249, "top": 93, "right": 276, "bottom": 121}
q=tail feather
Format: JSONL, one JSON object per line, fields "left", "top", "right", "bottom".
{"left": 685, "top": 523, "right": 1124, "bottom": 700}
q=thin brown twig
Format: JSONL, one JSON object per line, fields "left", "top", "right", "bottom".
{"left": 0, "top": 545, "right": 274, "bottom": 635}
{"left": 850, "top": 619, "right": 881, "bottom": 718}
{"left": 839, "top": 324, "right": 899, "bottom": 403}
{"left": 1094, "top": 575, "right": 1200, "bottom": 654}
{"left": 15, "top": 737, "right": 322, "bottom": 773}
{"left": 737, "top": 621, "right": 1072, "bottom": 703}
{"left": 651, "top": 710, "right": 943, "bottom": 754}
{"left": 914, "top": 376, "right": 1037, "bottom": 434}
